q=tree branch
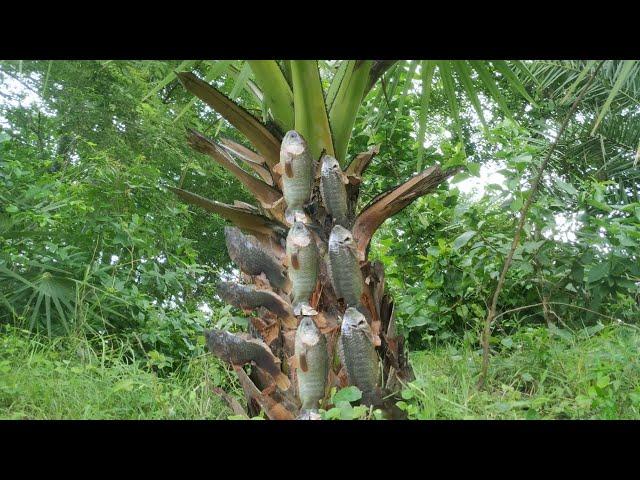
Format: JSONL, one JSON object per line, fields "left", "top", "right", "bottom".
{"left": 478, "top": 61, "right": 605, "bottom": 389}
{"left": 352, "top": 164, "right": 458, "bottom": 260}
{"left": 176, "top": 71, "right": 281, "bottom": 169}
{"left": 187, "top": 129, "right": 283, "bottom": 210}
{"left": 169, "top": 187, "right": 286, "bottom": 238}
{"left": 218, "top": 137, "right": 276, "bottom": 187}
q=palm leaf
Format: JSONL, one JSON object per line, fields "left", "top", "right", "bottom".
{"left": 329, "top": 60, "right": 373, "bottom": 164}
{"left": 290, "top": 60, "right": 335, "bottom": 159}
{"left": 247, "top": 60, "right": 294, "bottom": 132}
{"left": 416, "top": 60, "right": 436, "bottom": 170}
{"left": 176, "top": 71, "right": 281, "bottom": 169}
{"left": 591, "top": 60, "right": 637, "bottom": 134}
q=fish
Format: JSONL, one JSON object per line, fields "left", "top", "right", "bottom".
{"left": 320, "top": 154, "right": 350, "bottom": 227}
{"left": 279, "top": 130, "right": 315, "bottom": 224}
{"left": 216, "top": 281, "right": 295, "bottom": 322}
{"left": 339, "top": 307, "right": 381, "bottom": 406}
{"left": 327, "top": 225, "right": 363, "bottom": 306}
{"left": 224, "top": 226, "right": 290, "bottom": 292}
{"left": 295, "top": 317, "right": 328, "bottom": 411}
{"left": 286, "top": 221, "right": 319, "bottom": 307}
{"left": 205, "top": 329, "right": 291, "bottom": 391}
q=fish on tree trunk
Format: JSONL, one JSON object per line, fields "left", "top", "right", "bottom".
{"left": 171, "top": 61, "right": 458, "bottom": 419}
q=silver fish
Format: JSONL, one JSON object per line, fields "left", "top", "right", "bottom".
{"left": 280, "top": 130, "right": 315, "bottom": 224}
{"left": 295, "top": 317, "right": 328, "bottom": 410}
{"left": 320, "top": 154, "right": 350, "bottom": 227}
{"left": 328, "top": 225, "right": 363, "bottom": 306}
{"left": 216, "top": 281, "right": 294, "bottom": 320}
{"left": 339, "top": 307, "right": 380, "bottom": 406}
{"left": 205, "top": 329, "right": 290, "bottom": 390}
{"left": 224, "top": 226, "right": 290, "bottom": 292}
{"left": 286, "top": 221, "right": 319, "bottom": 307}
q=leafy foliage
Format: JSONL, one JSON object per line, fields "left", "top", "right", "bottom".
{"left": 0, "top": 59, "right": 639, "bottom": 419}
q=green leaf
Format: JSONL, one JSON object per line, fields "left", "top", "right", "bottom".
{"left": 452, "top": 230, "right": 476, "bottom": 250}
{"left": 325, "top": 60, "right": 350, "bottom": 113}
{"left": 452, "top": 61, "right": 487, "bottom": 129}
{"left": 229, "top": 62, "right": 252, "bottom": 100}
{"left": 469, "top": 60, "right": 514, "bottom": 121}
{"left": 332, "top": 386, "right": 362, "bottom": 404}
{"left": 501, "top": 337, "right": 514, "bottom": 348}
{"left": 591, "top": 60, "right": 637, "bottom": 134}
{"left": 587, "top": 262, "right": 610, "bottom": 283}
{"left": 291, "top": 60, "right": 335, "bottom": 159}
{"left": 143, "top": 60, "right": 197, "bottom": 102}
{"left": 560, "top": 60, "right": 597, "bottom": 105}
{"left": 247, "top": 60, "right": 294, "bottom": 131}
{"left": 389, "top": 60, "right": 419, "bottom": 140}
{"left": 555, "top": 178, "right": 578, "bottom": 195}
{"left": 416, "top": 60, "right": 436, "bottom": 171}
{"left": 492, "top": 60, "right": 537, "bottom": 106}
{"left": 596, "top": 375, "right": 610, "bottom": 389}
{"left": 438, "top": 61, "right": 463, "bottom": 142}
{"left": 329, "top": 60, "right": 373, "bottom": 164}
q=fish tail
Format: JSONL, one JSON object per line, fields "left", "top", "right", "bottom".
{"left": 285, "top": 207, "right": 310, "bottom": 225}
{"left": 275, "top": 372, "right": 291, "bottom": 390}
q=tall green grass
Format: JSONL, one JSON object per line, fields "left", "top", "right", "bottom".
{"left": 3, "top": 323, "right": 640, "bottom": 420}
{"left": 400, "top": 323, "right": 640, "bottom": 419}
{"left": 0, "top": 326, "right": 241, "bottom": 419}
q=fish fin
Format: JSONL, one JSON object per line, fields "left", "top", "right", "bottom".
{"left": 341, "top": 172, "right": 350, "bottom": 185}
{"left": 284, "top": 158, "right": 294, "bottom": 178}
{"left": 291, "top": 253, "right": 300, "bottom": 270}
{"left": 288, "top": 355, "right": 300, "bottom": 370}
{"left": 299, "top": 351, "right": 309, "bottom": 372}
{"left": 281, "top": 314, "right": 298, "bottom": 330}
{"left": 275, "top": 372, "right": 291, "bottom": 391}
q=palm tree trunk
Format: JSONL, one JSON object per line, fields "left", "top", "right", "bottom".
{"left": 171, "top": 64, "right": 457, "bottom": 419}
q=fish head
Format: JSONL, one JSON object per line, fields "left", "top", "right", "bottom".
{"left": 224, "top": 226, "right": 243, "bottom": 247}
{"left": 330, "top": 224, "right": 355, "bottom": 248}
{"left": 341, "top": 307, "right": 369, "bottom": 333}
{"left": 288, "top": 221, "right": 312, "bottom": 248}
{"left": 282, "top": 130, "right": 307, "bottom": 156}
{"left": 297, "top": 316, "right": 321, "bottom": 346}
{"left": 321, "top": 154, "right": 341, "bottom": 175}
{"left": 204, "top": 329, "right": 227, "bottom": 355}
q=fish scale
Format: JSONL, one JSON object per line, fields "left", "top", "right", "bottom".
{"left": 339, "top": 308, "right": 380, "bottom": 405}
{"left": 328, "top": 225, "right": 363, "bottom": 306}
{"left": 217, "top": 281, "right": 293, "bottom": 318}
{"left": 205, "top": 329, "right": 290, "bottom": 390}
{"left": 286, "top": 222, "right": 319, "bottom": 306}
{"left": 280, "top": 131, "right": 315, "bottom": 223}
{"left": 320, "top": 154, "right": 350, "bottom": 227}
{"left": 295, "top": 317, "right": 328, "bottom": 410}
{"left": 225, "top": 227, "right": 289, "bottom": 291}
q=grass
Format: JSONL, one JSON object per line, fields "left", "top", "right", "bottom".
{"left": 0, "top": 326, "right": 241, "bottom": 420}
{"left": 3, "top": 322, "right": 640, "bottom": 420}
{"left": 400, "top": 323, "right": 640, "bottom": 419}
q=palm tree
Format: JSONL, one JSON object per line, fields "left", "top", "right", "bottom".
{"left": 168, "top": 59, "right": 638, "bottom": 419}
{"left": 168, "top": 60, "right": 455, "bottom": 418}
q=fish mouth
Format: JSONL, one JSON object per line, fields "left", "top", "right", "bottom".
{"left": 283, "top": 132, "right": 305, "bottom": 154}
